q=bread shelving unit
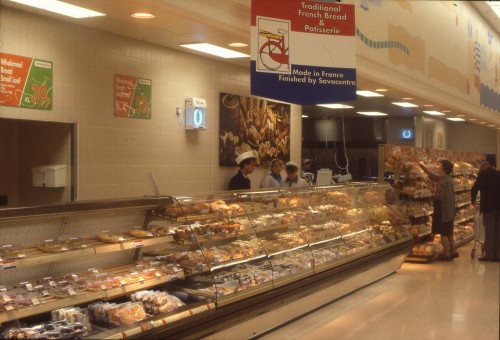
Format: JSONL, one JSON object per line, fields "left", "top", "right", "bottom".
{"left": 0, "top": 185, "right": 414, "bottom": 339}
{"left": 379, "top": 144, "right": 484, "bottom": 263}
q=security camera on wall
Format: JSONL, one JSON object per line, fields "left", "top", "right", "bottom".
{"left": 185, "top": 98, "right": 207, "bottom": 130}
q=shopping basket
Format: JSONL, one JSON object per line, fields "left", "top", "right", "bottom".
{"left": 471, "top": 209, "right": 485, "bottom": 258}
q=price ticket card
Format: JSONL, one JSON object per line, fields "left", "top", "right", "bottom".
{"left": 68, "top": 288, "right": 77, "bottom": 296}
{"left": 5, "top": 304, "right": 15, "bottom": 311}
{"left": 133, "top": 240, "right": 144, "bottom": 248}
{"left": 31, "top": 297, "right": 40, "bottom": 305}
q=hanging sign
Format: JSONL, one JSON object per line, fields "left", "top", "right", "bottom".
{"left": 251, "top": 0, "right": 356, "bottom": 105}
{"left": 114, "top": 74, "right": 152, "bottom": 119}
{"left": 0, "top": 52, "right": 53, "bottom": 110}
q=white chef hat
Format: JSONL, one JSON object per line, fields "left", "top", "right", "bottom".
{"left": 235, "top": 151, "right": 256, "bottom": 165}
{"left": 285, "top": 161, "right": 299, "bottom": 169}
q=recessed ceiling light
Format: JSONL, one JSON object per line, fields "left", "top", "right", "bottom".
{"left": 423, "top": 104, "right": 434, "bottom": 107}
{"left": 356, "top": 90, "right": 384, "bottom": 97}
{"left": 228, "top": 42, "right": 248, "bottom": 47}
{"left": 131, "top": 12, "right": 155, "bottom": 19}
{"left": 469, "top": 118, "right": 477, "bottom": 121}
{"left": 423, "top": 111, "right": 445, "bottom": 116}
{"left": 480, "top": 122, "right": 487, "bottom": 125}
{"left": 392, "top": 102, "right": 419, "bottom": 108}
{"left": 457, "top": 114, "right": 466, "bottom": 117}
{"left": 180, "top": 43, "right": 249, "bottom": 58}
{"left": 442, "top": 110, "right": 451, "bottom": 113}
{"left": 375, "top": 88, "right": 388, "bottom": 92}
{"left": 302, "top": 115, "right": 309, "bottom": 118}
{"left": 402, "top": 97, "right": 414, "bottom": 100}
{"left": 356, "top": 111, "right": 388, "bottom": 116}
{"left": 9, "top": 0, "right": 105, "bottom": 18}
{"left": 317, "top": 104, "right": 354, "bottom": 109}
{"left": 447, "top": 117, "right": 465, "bottom": 122}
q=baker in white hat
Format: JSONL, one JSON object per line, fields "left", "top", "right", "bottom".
{"left": 281, "top": 161, "right": 308, "bottom": 188}
{"left": 228, "top": 151, "right": 257, "bottom": 190}
{"left": 302, "top": 158, "right": 313, "bottom": 177}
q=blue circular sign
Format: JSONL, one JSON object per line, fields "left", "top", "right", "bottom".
{"left": 194, "top": 108, "right": 203, "bottom": 127}
{"left": 401, "top": 128, "right": 414, "bottom": 140}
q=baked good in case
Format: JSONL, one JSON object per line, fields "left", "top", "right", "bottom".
{"left": 129, "top": 228, "right": 153, "bottom": 238}
{"left": 98, "top": 233, "right": 125, "bottom": 243}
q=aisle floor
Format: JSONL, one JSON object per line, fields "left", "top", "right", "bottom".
{"left": 261, "top": 243, "right": 499, "bottom": 340}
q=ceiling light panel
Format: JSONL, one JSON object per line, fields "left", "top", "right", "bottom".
{"left": 356, "top": 111, "right": 388, "bottom": 116}
{"left": 392, "top": 102, "right": 419, "bottom": 108}
{"left": 423, "top": 110, "right": 445, "bottom": 116}
{"left": 9, "top": 0, "right": 105, "bottom": 18}
{"left": 180, "top": 43, "right": 249, "bottom": 58}
{"left": 317, "top": 104, "right": 354, "bottom": 109}
{"left": 228, "top": 42, "right": 248, "bottom": 47}
{"left": 302, "top": 115, "right": 309, "bottom": 118}
{"left": 356, "top": 91, "right": 384, "bottom": 97}
{"left": 446, "top": 117, "right": 465, "bottom": 122}
{"left": 131, "top": 13, "right": 155, "bottom": 19}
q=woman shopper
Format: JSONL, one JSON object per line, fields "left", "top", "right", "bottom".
{"left": 418, "top": 159, "right": 458, "bottom": 261}
{"left": 261, "top": 159, "right": 284, "bottom": 188}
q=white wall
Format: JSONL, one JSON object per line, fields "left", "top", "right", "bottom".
{"left": 447, "top": 122, "right": 497, "bottom": 154}
{"left": 0, "top": 7, "right": 301, "bottom": 200}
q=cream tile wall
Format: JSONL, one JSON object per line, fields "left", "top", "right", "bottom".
{"left": 0, "top": 7, "right": 302, "bottom": 200}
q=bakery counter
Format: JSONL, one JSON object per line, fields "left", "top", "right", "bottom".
{"left": 138, "top": 236, "right": 413, "bottom": 339}
{"left": 0, "top": 184, "right": 415, "bottom": 339}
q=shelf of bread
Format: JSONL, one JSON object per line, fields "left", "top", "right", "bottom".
{"left": 454, "top": 215, "right": 475, "bottom": 224}
{"left": 455, "top": 201, "right": 472, "bottom": 209}
{"left": 0, "top": 235, "right": 175, "bottom": 269}
{"left": 0, "top": 263, "right": 184, "bottom": 324}
{"left": 409, "top": 210, "right": 434, "bottom": 219}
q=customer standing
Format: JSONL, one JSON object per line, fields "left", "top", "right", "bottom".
{"left": 261, "top": 159, "right": 284, "bottom": 188}
{"left": 471, "top": 161, "right": 500, "bottom": 262}
{"left": 282, "top": 161, "right": 308, "bottom": 188}
{"left": 228, "top": 151, "right": 256, "bottom": 191}
{"left": 418, "top": 159, "right": 457, "bottom": 261}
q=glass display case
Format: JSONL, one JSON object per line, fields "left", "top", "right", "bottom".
{"left": 0, "top": 183, "right": 412, "bottom": 339}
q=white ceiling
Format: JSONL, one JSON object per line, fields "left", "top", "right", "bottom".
{"left": 1, "top": 0, "right": 498, "bottom": 128}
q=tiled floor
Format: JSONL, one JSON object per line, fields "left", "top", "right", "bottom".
{"left": 261, "top": 243, "right": 499, "bottom": 340}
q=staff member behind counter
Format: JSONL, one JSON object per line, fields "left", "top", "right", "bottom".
{"left": 228, "top": 151, "right": 257, "bottom": 191}
{"left": 282, "top": 161, "right": 308, "bottom": 188}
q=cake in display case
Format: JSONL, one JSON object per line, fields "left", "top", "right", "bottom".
{"left": 0, "top": 183, "right": 411, "bottom": 339}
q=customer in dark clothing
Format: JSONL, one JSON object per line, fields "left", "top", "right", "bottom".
{"left": 419, "top": 159, "right": 457, "bottom": 261}
{"left": 228, "top": 151, "right": 256, "bottom": 191}
{"left": 471, "top": 161, "right": 500, "bottom": 262}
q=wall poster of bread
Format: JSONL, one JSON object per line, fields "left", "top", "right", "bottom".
{"left": 219, "top": 92, "right": 291, "bottom": 166}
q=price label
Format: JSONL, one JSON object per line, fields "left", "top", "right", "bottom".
{"left": 68, "top": 288, "right": 76, "bottom": 296}
{"left": 155, "top": 271, "right": 162, "bottom": 278}
{"left": 1, "top": 259, "right": 16, "bottom": 270}
{"left": 100, "top": 284, "right": 107, "bottom": 290}
{"left": 49, "top": 281, "right": 56, "bottom": 287}
{"left": 133, "top": 240, "right": 144, "bottom": 248}
{"left": 118, "top": 237, "right": 125, "bottom": 242}
{"left": 2, "top": 294, "right": 11, "bottom": 302}
{"left": 5, "top": 304, "right": 15, "bottom": 311}
{"left": 173, "top": 267, "right": 182, "bottom": 273}
{"left": 71, "top": 274, "right": 79, "bottom": 281}
{"left": 120, "top": 279, "right": 127, "bottom": 286}
{"left": 31, "top": 297, "right": 40, "bottom": 305}
{"left": 42, "top": 290, "right": 50, "bottom": 297}
{"left": 139, "top": 277, "right": 145, "bottom": 283}
{"left": 25, "top": 283, "right": 34, "bottom": 291}
{"left": 0, "top": 287, "right": 6, "bottom": 292}
{"left": 61, "top": 247, "right": 69, "bottom": 251}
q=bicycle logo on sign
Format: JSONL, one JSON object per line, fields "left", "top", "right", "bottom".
{"left": 258, "top": 28, "right": 289, "bottom": 71}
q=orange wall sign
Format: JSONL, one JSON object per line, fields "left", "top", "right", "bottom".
{"left": 0, "top": 52, "right": 53, "bottom": 110}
